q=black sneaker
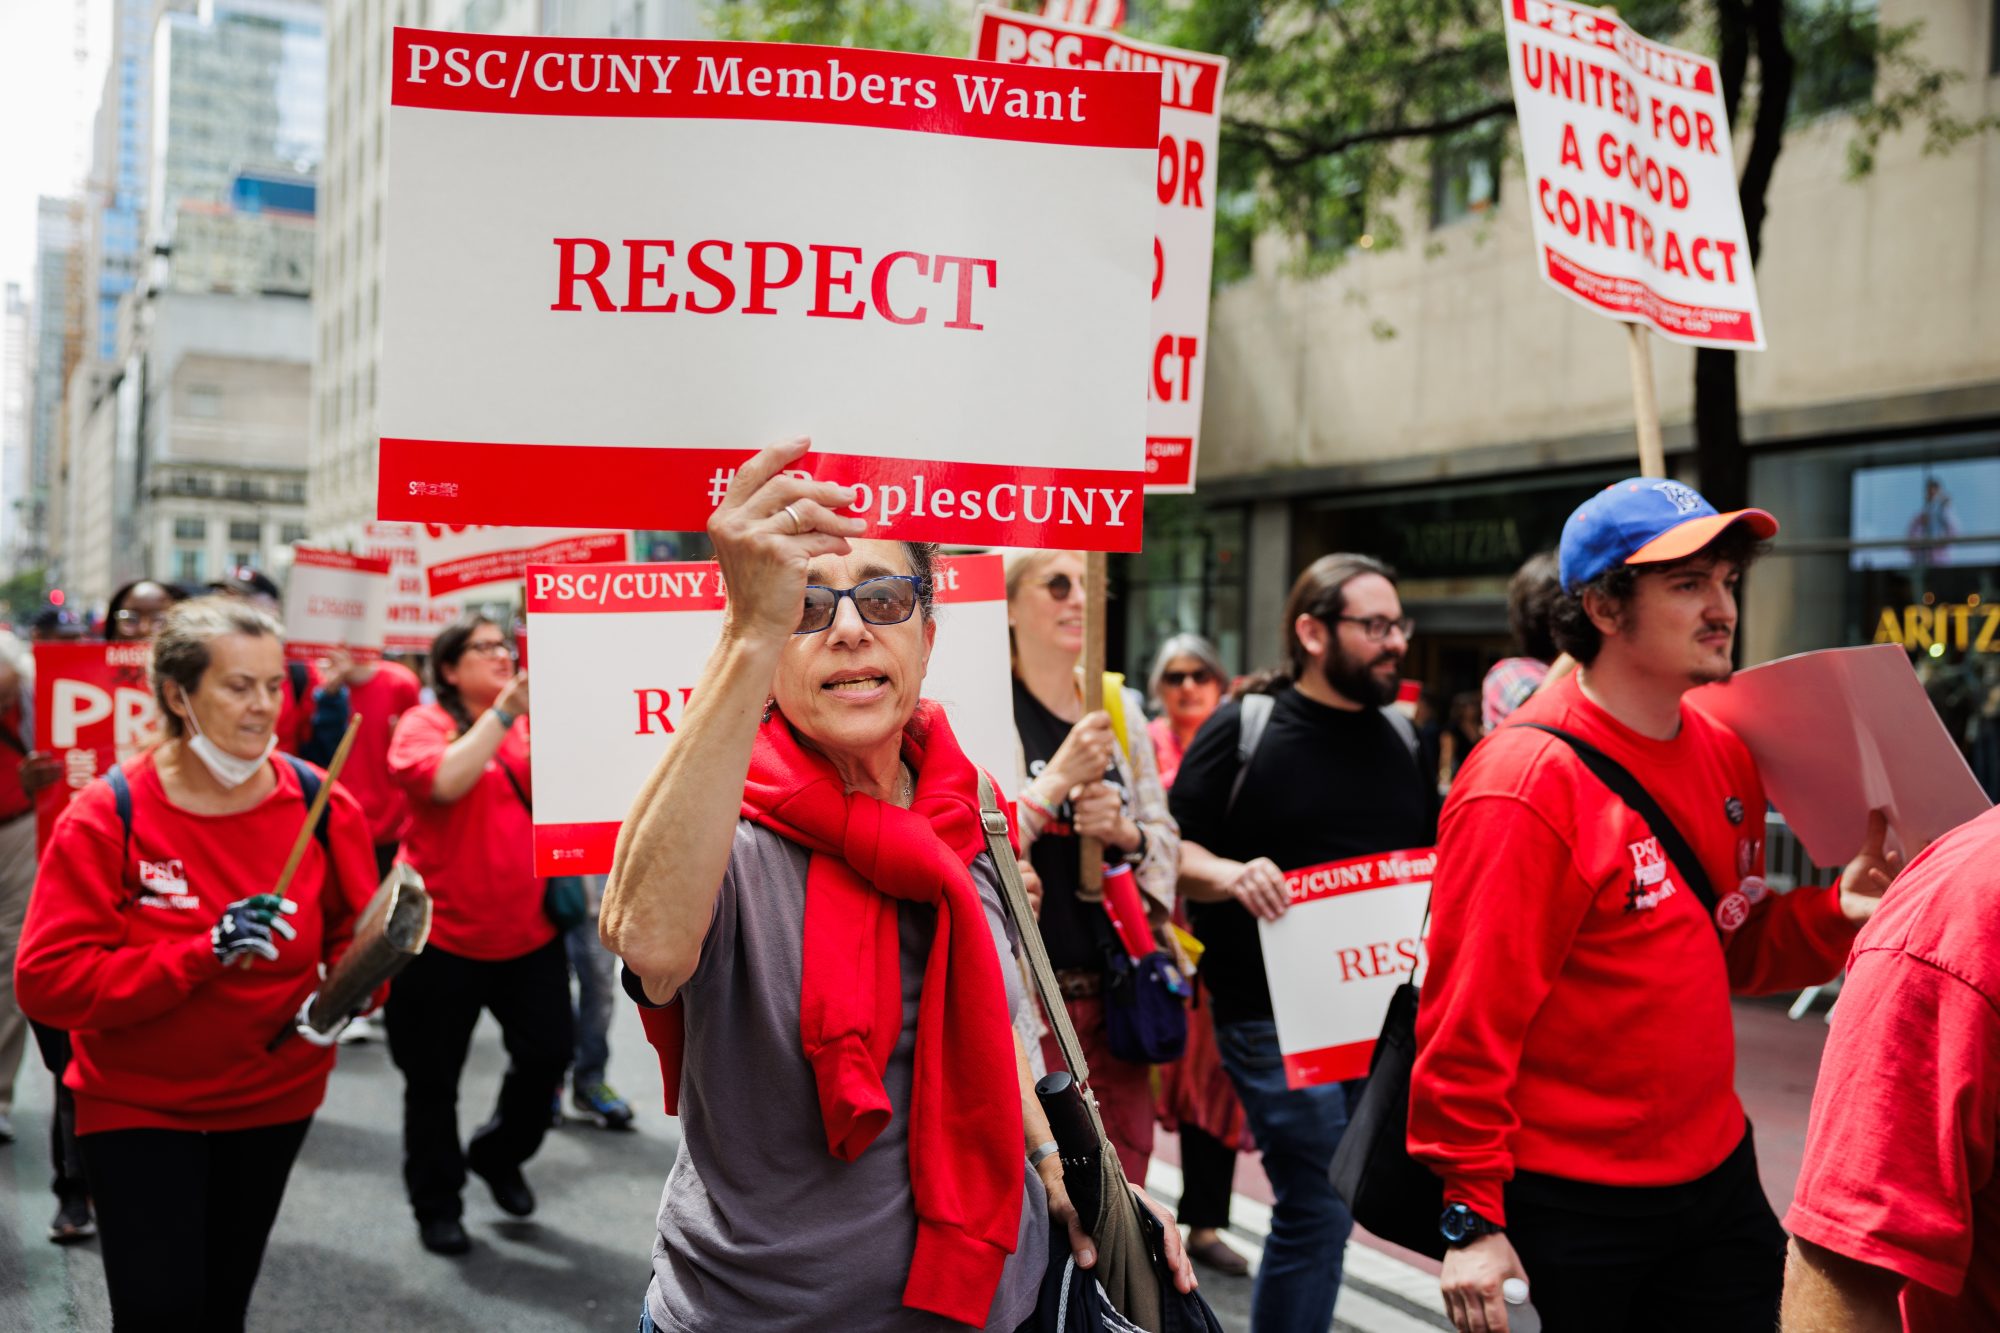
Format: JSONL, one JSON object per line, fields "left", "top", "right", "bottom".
{"left": 418, "top": 1217, "right": 472, "bottom": 1256}
{"left": 49, "top": 1196, "right": 95, "bottom": 1244}
{"left": 466, "top": 1147, "right": 536, "bottom": 1217}
{"left": 572, "top": 1082, "right": 636, "bottom": 1131}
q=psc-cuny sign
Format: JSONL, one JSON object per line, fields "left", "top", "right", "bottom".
{"left": 974, "top": 9, "right": 1225, "bottom": 492}
{"left": 1259, "top": 847, "right": 1434, "bottom": 1088}
{"left": 409, "top": 524, "right": 633, "bottom": 599}
{"left": 378, "top": 30, "right": 1161, "bottom": 550}
{"left": 33, "top": 642, "right": 162, "bottom": 850}
{"left": 361, "top": 522, "right": 466, "bottom": 652}
{"left": 524, "top": 553, "right": 1016, "bottom": 874}
{"left": 1505, "top": 0, "right": 1764, "bottom": 348}
{"left": 284, "top": 547, "right": 392, "bottom": 662}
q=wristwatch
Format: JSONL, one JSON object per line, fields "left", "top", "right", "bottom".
{"left": 1439, "top": 1203, "right": 1503, "bottom": 1247}
{"left": 1120, "top": 825, "right": 1149, "bottom": 866}
{"left": 490, "top": 705, "right": 517, "bottom": 730}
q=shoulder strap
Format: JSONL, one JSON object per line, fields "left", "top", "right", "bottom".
{"left": 496, "top": 756, "right": 532, "bottom": 814}
{"left": 1512, "top": 723, "right": 1723, "bottom": 940}
{"left": 1225, "top": 693, "right": 1275, "bottom": 819}
{"left": 287, "top": 659, "right": 310, "bottom": 706}
{"left": 978, "top": 774, "right": 1091, "bottom": 1088}
{"left": 1380, "top": 705, "right": 1420, "bottom": 766}
{"left": 278, "top": 753, "right": 333, "bottom": 854}
{"left": 108, "top": 764, "right": 133, "bottom": 867}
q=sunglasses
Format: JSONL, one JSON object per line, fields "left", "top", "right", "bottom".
{"left": 797, "top": 575, "right": 930, "bottom": 636}
{"left": 1036, "top": 573, "right": 1086, "bottom": 602}
{"left": 1161, "top": 669, "right": 1216, "bottom": 688}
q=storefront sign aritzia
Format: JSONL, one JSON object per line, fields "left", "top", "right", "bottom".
{"left": 1872, "top": 601, "right": 2000, "bottom": 654}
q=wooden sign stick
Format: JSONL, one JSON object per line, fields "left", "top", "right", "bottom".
{"left": 237, "top": 713, "right": 363, "bottom": 968}
{"left": 1626, "top": 322, "right": 1666, "bottom": 477}
{"left": 1079, "top": 551, "right": 1107, "bottom": 897}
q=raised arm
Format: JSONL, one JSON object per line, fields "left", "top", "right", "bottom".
{"left": 600, "top": 438, "right": 861, "bottom": 1002}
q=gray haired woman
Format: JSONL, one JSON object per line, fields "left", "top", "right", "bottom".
{"left": 16, "top": 596, "right": 381, "bottom": 1330}
{"left": 601, "top": 439, "right": 1194, "bottom": 1332}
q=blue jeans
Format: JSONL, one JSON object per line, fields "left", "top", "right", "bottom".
{"left": 1216, "top": 1019, "right": 1358, "bottom": 1333}
{"left": 565, "top": 875, "right": 616, "bottom": 1090}
{"left": 636, "top": 1303, "right": 655, "bottom": 1333}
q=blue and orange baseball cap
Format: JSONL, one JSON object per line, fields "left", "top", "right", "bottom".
{"left": 1559, "top": 479, "right": 1778, "bottom": 593}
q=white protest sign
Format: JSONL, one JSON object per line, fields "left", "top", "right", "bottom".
{"left": 1041, "top": 0, "right": 1127, "bottom": 32}
{"left": 361, "top": 521, "right": 466, "bottom": 653}
{"left": 283, "top": 548, "right": 391, "bottom": 661}
{"left": 524, "top": 553, "right": 1015, "bottom": 874}
{"left": 975, "top": 10, "right": 1225, "bottom": 492}
{"left": 378, "top": 30, "right": 1159, "bottom": 550}
{"left": 1259, "top": 847, "right": 1434, "bottom": 1088}
{"left": 1505, "top": 0, "right": 1764, "bottom": 348}
{"left": 410, "top": 525, "right": 633, "bottom": 598}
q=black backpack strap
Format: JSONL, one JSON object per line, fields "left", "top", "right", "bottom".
{"left": 1224, "top": 692, "right": 1275, "bottom": 819}
{"left": 287, "top": 660, "right": 310, "bottom": 706}
{"left": 1512, "top": 722, "right": 1723, "bottom": 940}
{"left": 107, "top": 764, "right": 134, "bottom": 867}
{"left": 278, "top": 753, "right": 333, "bottom": 854}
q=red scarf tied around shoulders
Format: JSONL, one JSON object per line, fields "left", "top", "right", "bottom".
{"left": 654, "top": 702, "right": 1024, "bottom": 1326}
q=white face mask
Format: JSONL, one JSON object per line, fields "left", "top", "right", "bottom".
{"left": 182, "top": 702, "right": 277, "bottom": 789}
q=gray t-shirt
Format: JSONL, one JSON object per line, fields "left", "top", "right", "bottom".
{"left": 641, "top": 821, "right": 1049, "bottom": 1332}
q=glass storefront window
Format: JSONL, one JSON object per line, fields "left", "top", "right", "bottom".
{"left": 1119, "top": 496, "right": 1248, "bottom": 686}
{"left": 1746, "top": 432, "right": 2000, "bottom": 799}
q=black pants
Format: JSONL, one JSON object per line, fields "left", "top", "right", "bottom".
{"left": 78, "top": 1118, "right": 312, "bottom": 1331}
{"left": 1176, "top": 1122, "right": 1235, "bottom": 1230}
{"left": 385, "top": 938, "right": 573, "bottom": 1222}
{"left": 1505, "top": 1129, "right": 1786, "bottom": 1333}
{"left": 30, "top": 1020, "right": 87, "bottom": 1205}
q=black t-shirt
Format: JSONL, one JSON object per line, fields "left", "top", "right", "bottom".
{"left": 1169, "top": 687, "right": 1436, "bottom": 1026}
{"left": 1013, "top": 678, "right": 1123, "bottom": 973}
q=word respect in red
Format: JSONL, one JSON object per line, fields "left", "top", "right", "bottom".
{"left": 550, "top": 237, "right": 1000, "bottom": 329}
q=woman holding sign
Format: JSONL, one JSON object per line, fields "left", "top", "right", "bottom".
{"left": 15, "top": 596, "right": 381, "bottom": 1330}
{"left": 601, "top": 439, "right": 1192, "bottom": 1332}
{"left": 385, "top": 616, "right": 571, "bottom": 1257}
{"left": 1005, "top": 550, "right": 1181, "bottom": 1187}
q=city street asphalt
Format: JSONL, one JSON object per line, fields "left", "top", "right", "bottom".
{"left": 0, "top": 999, "right": 1446, "bottom": 1331}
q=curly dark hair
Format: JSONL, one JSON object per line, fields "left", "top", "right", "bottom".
{"left": 1506, "top": 553, "right": 1563, "bottom": 664}
{"left": 429, "top": 615, "right": 504, "bottom": 734}
{"left": 1550, "top": 524, "right": 1768, "bottom": 666}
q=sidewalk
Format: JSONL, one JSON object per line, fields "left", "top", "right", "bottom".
{"left": 1146, "top": 995, "right": 1831, "bottom": 1332}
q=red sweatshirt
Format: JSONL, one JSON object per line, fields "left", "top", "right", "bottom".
{"left": 15, "top": 752, "right": 380, "bottom": 1135}
{"left": 1409, "top": 673, "right": 1857, "bottom": 1224}
{"left": 388, "top": 704, "right": 550, "bottom": 961}
{"left": 342, "top": 662, "right": 422, "bottom": 847}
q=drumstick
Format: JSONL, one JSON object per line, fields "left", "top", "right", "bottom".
{"left": 237, "top": 714, "right": 363, "bottom": 969}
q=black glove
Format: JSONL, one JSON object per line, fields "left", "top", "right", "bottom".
{"left": 211, "top": 894, "right": 298, "bottom": 965}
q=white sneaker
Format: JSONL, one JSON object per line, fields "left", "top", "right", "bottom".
{"left": 338, "top": 1014, "right": 381, "bottom": 1045}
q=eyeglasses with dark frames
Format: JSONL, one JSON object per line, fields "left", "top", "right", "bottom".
{"left": 1160, "top": 669, "right": 1216, "bottom": 688}
{"left": 463, "top": 639, "right": 517, "bottom": 659}
{"left": 796, "top": 575, "right": 930, "bottom": 636}
{"left": 1333, "top": 614, "right": 1416, "bottom": 642}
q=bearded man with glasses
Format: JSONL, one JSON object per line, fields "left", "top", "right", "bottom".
{"left": 1168, "top": 553, "right": 1435, "bottom": 1333}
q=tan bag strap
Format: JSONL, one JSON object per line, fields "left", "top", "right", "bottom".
{"left": 978, "top": 774, "right": 1092, "bottom": 1089}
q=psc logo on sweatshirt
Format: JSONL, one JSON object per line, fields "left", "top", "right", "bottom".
{"left": 136, "top": 858, "right": 198, "bottom": 911}
{"left": 1623, "top": 838, "right": 1677, "bottom": 913}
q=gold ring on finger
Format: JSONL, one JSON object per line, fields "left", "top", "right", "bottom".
{"left": 783, "top": 502, "right": 804, "bottom": 535}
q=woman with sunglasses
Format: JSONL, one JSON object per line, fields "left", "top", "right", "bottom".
{"left": 1004, "top": 550, "right": 1181, "bottom": 1187}
{"left": 601, "top": 440, "right": 1191, "bottom": 1331}
{"left": 384, "top": 616, "right": 571, "bottom": 1257}
{"left": 1144, "top": 634, "right": 1255, "bottom": 1276}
